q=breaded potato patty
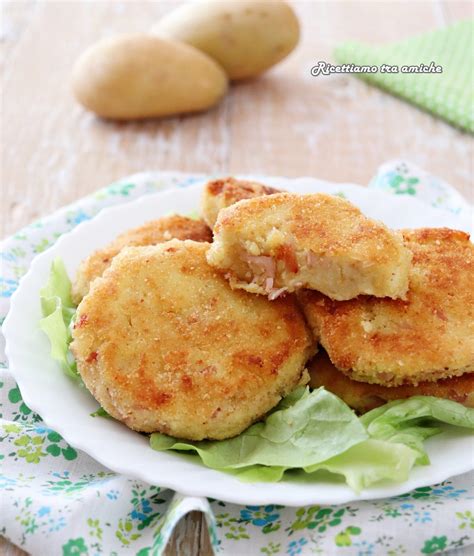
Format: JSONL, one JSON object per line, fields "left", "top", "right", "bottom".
{"left": 309, "top": 350, "right": 474, "bottom": 413}
{"left": 300, "top": 228, "right": 474, "bottom": 387}
{"left": 71, "top": 240, "right": 314, "bottom": 440}
{"left": 207, "top": 193, "right": 411, "bottom": 301}
{"left": 201, "top": 176, "right": 280, "bottom": 228}
{"left": 72, "top": 215, "right": 211, "bottom": 303}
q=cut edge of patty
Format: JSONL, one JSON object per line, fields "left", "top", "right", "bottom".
{"left": 207, "top": 193, "right": 412, "bottom": 301}
{"left": 208, "top": 230, "right": 411, "bottom": 301}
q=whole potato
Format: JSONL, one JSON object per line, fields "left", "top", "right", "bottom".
{"left": 151, "top": 0, "right": 300, "bottom": 80}
{"left": 72, "top": 34, "right": 228, "bottom": 119}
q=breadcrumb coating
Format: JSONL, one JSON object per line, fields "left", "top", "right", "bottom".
{"left": 300, "top": 228, "right": 474, "bottom": 387}
{"left": 72, "top": 215, "right": 211, "bottom": 303}
{"left": 201, "top": 176, "right": 280, "bottom": 228}
{"left": 71, "top": 240, "right": 314, "bottom": 440}
{"left": 309, "top": 349, "right": 474, "bottom": 413}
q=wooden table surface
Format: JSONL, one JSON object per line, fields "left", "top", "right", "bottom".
{"left": 2, "top": 1, "right": 473, "bottom": 554}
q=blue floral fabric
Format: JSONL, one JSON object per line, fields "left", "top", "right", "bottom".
{"left": 1, "top": 165, "right": 473, "bottom": 555}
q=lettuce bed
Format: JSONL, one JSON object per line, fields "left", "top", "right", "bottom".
{"left": 40, "top": 258, "right": 474, "bottom": 491}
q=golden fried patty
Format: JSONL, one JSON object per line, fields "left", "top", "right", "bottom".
{"left": 71, "top": 240, "right": 314, "bottom": 440}
{"left": 72, "top": 215, "right": 211, "bottom": 303}
{"left": 207, "top": 193, "right": 411, "bottom": 301}
{"left": 201, "top": 176, "right": 280, "bottom": 228}
{"left": 309, "top": 350, "right": 474, "bottom": 413}
{"left": 300, "top": 228, "right": 474, "bottom": 387}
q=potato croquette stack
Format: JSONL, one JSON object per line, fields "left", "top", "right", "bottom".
{"left": 201, "top": 176, "right": 280, "bottom": 228}
{"left": 67, "top": 177, "right": 473, "bottom": 447}
{"left": 207, "top": 192, "right": 412, "bottom": 301}
{"left": 72, "top": 215, "right": 212, "bottom": 303}
{"left": 71, "top": 240, "right": 314, "bottom": 440}
{"left": 300, "top": 228, "right": 474, "bottom": 387}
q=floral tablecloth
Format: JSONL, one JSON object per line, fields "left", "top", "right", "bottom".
{"left": 1, "top": 161, "right": 473, "bottom": 556}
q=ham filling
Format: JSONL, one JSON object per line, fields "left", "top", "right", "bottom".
{"left": 242, "top": 253, "right": 289, "bottom": 299}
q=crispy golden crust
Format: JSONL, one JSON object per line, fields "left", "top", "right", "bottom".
{"left": 71, "top": 240, "right": 314, "bottom": 440}
{"left": 309, "top": 350, "right": 474, "bottom": 413}
{"left": 207, "top": 193, "right": 411, "bottom": 300}
{"left": 300, "top": 228, "right": 474, "bottom": 387}
{"left": 71, "top": 215, "right": 212, "bottom": 304}
{"left": 201, "top": 177, "right": 280, "bottom": 228}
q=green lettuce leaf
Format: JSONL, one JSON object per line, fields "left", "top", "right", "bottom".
{"left": 40, "top": 256, "right": 73, "bottom": 310}
{"left": 151, "top": 387, "right": 368, "bottom": 469}
{"left": 151, "top": 393, "right": 474, "bottom": 490}
{"left": 90, "top": 407, "right": 112, "bottom": 418}
{"left": 193, "top": 439, "right": 418, "bottom": 491}
{"left": 303, "top": 439, "right": 418, "bottom": 491}
{"left": 39, "top": 258, "right": 78, "bottom": 379}
{"left": 361, "top": 396, "right": 474, "bottom": 464}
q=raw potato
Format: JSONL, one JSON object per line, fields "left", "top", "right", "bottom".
{"left": 152, "top": 0, "right": 300, "bottom": 80}
{"left": 72, "top": 34, "right": 228, "bottom": 119}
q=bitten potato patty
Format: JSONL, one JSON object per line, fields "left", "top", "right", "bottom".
{"left": 207, "top": 193, "right": 411, "bottom": 300}
{"left": 71, "top": 240, "right": 314, "bottom": 440}
{"left": 72, "top": 215, "right": 211, "bottom": 303}
{"left": 300, "top": 228, "right": 474, "bottom": 387}
{"left": 309, "top": 349, "right": 474, "bottom": 413}
{"left": 201, "top": 176, "right": 280, "bottom": 228}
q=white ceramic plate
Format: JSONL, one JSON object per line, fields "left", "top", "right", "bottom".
{"left": 4, "top": 176, "right": 473, "bottom": 506}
